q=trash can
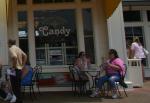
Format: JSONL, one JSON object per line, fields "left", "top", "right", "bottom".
{"left": 128, "top": 59, "right": 143, "bottom": 87}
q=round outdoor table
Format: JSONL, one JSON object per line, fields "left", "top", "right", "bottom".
{"left": 82, "top": 68, "right": 101, "bottom": 90}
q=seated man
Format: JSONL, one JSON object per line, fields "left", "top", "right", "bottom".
{"left": 90, "top": 49, "right": 125, "bottom": 99}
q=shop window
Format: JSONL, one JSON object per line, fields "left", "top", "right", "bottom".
{"left": 125, "top": 27, "right": 144, "bottom": 45}
{"left": 34, "top": 9, "right": 77, "bottom": 65}
{"left": 33, "top": 0, "right": 74, "bottom": 4}
{"left": 17, "top": 0, "right": 26, "bottom": 4}
{"left": 17, "top": 11, "right": 29, "bottom": 56}
{"left": 82, "top": 8, "right": 95, "bottom": 64}
{"left": 123, "top": 11, "right": 141, "bottom": 22}
{"left": 147, "top": 10, "right": 150, "bottom": 21}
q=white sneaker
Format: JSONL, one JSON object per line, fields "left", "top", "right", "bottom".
{"left": 112, "top": 93, "right": 118, "bottom": 99}
{"left": 10, "top": 95, "right": 16, "bottom": 103}
{"left": 4, "top": 93, "right": 12, "bottom": 101}
{"left": 90, "top": 89, "right": 100, "bottom": 98}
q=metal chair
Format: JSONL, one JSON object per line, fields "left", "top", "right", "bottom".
{"left": 21, "top": 66, "right": 35, "bottom": 101}
{"left": 105, "top": 64, "right": 128, "bottom": 97}
{"left": 33, "top": 65, "right": 42, "bottom": 94}
{"left": 116, "top": 64, "right": 128, "bottom": 97}
{"left": 69, "top": 66, "right": 89, "bottom": 96}
{"left": 22, "top": 65, "right": 42, "bottom": 100}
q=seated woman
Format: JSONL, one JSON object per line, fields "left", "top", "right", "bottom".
{"left": 90, "top": 49, "right": 125, "bottom": 99}
{"left": 74, "top": 51, "right": 91, "bottom": 80}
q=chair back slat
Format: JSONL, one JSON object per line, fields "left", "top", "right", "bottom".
{"left": 69, "top": 66, "right": 80, "bottom": 81}
{"left": 33, "top": 65, "right": 42, "bottom": 86}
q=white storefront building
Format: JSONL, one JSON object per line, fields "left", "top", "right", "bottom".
{"left": 123, "top": 0, "right": 150, "bottom": 77}
{"left": 0, "top": 0, "right": 149, "bottom": 90}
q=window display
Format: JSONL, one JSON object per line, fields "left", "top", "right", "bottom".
{"left": 34, "top": 9, "right": 78, "bottom": 65}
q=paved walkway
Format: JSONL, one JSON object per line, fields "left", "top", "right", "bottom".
{"left": 1, "top": 81, "right": 150, "bottom": 103}
{"left": 24, "top": 81, "right": 150, "bottom": 103}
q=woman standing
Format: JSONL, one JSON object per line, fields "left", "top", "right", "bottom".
{"left": 131, "top": 37, "right": 146, "bottom": 66}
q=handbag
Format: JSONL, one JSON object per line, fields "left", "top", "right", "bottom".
{"left": 143, "top": 48, "right": 149, "bottom": 56}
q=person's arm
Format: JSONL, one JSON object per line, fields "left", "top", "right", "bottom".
{"left": 12, "top": 56, "right": 17, "bottom": 68}
{"left": 107, "top": 63, "right": 120, "bottom": 71}
{"left": 22, "top": 52, "right": 27, "bottom": 66}
{"left": 0, "top": 59, "right": 2, "bottom": 69}
{"left": 131, "top": 43, "right": 135, "bottom": 58}
{"left": 9, "top": 48, "right": 17, "bottom": 68}
{"left": 86, "top": 58, "right": 91, "bottom": 69}
{"left": 131, "top": 49, "right": 135, "bottom": 59}
{"left": 107, "top": 58, "right": 124, "bottom": 71}
{"left": 74, "top": 58, "right": 81, "bottom": 66}
{"left": 74, "top": 58, "right": 84, "bottom": 70}
{"left": 21, "top": 66, "right": 29, "bottom": 79}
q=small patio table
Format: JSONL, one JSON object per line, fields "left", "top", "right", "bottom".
{"left": 82, "top": 68, "right": 101, "bottom": 90}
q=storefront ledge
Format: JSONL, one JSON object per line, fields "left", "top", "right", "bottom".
{"left": 23, "top": 87, "right": 72, "bottom": 92}
{"left": 42, "top": 67, "right": 69, "bottom": 73}
{"left": 42, "top": 65, "right": 69, "bottom": 68}
{"left": 41, "top": 64, "right": 98, "bottom": 73}
{"left": 144, "top": 77, "right": 150, "bottom": 80}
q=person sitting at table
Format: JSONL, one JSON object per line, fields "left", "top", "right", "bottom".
{"left": 90, "top": 49, "right": 125, "bottom": 99}
{"left": 74, "top": 51, "right": 91, "bottom": 80}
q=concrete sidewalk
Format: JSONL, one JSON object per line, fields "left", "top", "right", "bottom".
{"left": 23, "top": 81, "right": 150, "bottom": 103}
{"left": 1, "top": 81, "right": 150, "bottom": 103}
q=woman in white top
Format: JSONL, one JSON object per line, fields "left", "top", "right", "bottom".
{"left": 131, "top": 37, "right": 146, "bottom": 66}
{"left": 131, "top": 37, "right": 146, "bottom": 80}
{"left": 74, "top": 51, "right": 91, "bottom": 70}
{"left": 74, "top": 51, "right": 91, "bottom": 80}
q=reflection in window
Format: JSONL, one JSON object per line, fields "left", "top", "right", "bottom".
{"left": 34, "top": 10, "right": 77, "bottom": 65}
{"left": 125, "top": 26, "right": 145, "bottom": 46}
{"left": 82, "top": 8, "right": 95, "bottom": 63}
{"left": 17, "top": 11, "right": 29, "bottom": 56}
{"left": 17, "top": 0, "right": 26, "bottom": 4}
{"left": 147, "top": 11, "right": 150, "bottom": 21}
{"left": 123, "top": 11, "right": 141, "bottom": 22}
{"left": 125, "top": 26, "right": 148, "bottom": 65}
{"left": 33, "top": 0, "right": 74, "bottom": 4}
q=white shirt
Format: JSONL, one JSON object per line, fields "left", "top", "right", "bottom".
{"left": 131, "top": 42, "right": 146, "bottom": 59}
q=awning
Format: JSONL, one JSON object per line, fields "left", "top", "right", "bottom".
{"left": 5, "top": 0, "right": 121, "bottom": 20}
{"left": 104, "top": 0, "right": 122, "bottom": 19}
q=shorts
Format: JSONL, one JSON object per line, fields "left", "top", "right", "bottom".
{"left": 141, "top": 58, "right": 146, "bottom": 66}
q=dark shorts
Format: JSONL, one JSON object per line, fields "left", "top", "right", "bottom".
{"left": 141, "top": 58, "right": 146, "bottom": 66}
